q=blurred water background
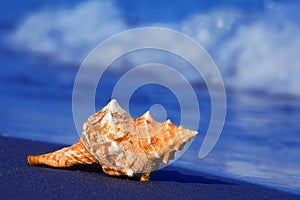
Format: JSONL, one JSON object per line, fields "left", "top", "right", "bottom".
{"left": 0, "top": 0, "right": 300, "bottom": 195}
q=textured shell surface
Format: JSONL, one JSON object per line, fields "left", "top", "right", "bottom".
{"left": 81, "top": 99, "right": 198, "bottom": 178}
{"left": 27, "top": 99, "right": 198, "bottom": 181}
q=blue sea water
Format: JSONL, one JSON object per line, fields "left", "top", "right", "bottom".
{"left": 1, "top": 0, "right": 300, "bottom": 195}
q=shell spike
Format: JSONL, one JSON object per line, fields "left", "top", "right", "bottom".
{"left": 143, "top": 111, "right": 152, "bottom": 119}
{"left": 108, "top": 99, "right": 118, "bottom": 107}
{"left": 141, "top": 111, "right": 156, "bottom": 122}
{"left": 27, "top": 100, "right": 198, "bottom": 181}
{"left": 105, "top": 99, "right": 122, "bottom": 113}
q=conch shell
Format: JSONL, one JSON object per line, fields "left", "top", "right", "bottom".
{"left": 28, "top": 99, "right": 198, "bottom": 181}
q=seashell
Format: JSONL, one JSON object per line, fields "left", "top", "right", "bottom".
{"left": 27, "top": 99, "right": 198, "bottom": 181}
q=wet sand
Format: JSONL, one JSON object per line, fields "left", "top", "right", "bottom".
{"left": 0, "top": 136, "right": 298, "bottom": 200}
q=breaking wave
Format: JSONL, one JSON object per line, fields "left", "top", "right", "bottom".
{"left": 6, "top": 0, "right": 300, "bottom": 96}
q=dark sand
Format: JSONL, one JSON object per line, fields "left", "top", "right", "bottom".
{"left": 0, "top": 136, "right": 298, "bottom": 200}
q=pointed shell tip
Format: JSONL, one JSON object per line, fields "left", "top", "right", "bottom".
{"left": 107, "top": 99, "right": 121, "bottom": 113}
{"left": 143, "top": 111, "right": 152, "bottom": 119}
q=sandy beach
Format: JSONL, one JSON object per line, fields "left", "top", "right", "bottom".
{"left": 0, "top": 136, "right": 298, "bottom": 200}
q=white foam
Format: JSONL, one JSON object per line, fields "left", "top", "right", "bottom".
{"left": 7, "top": 0, "right": 126, "bottom": 64}
{"left": 7, "top": 1, "right": 300, "bottom": 96}
{"left": 217, "top": 19, "right": 300, "bottom": 95}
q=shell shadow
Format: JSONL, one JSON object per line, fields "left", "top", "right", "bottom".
{"left": 151, "top": 168, "right": 235, "bottom": 185}
{"left": 42, "top": 164, "right": 234, "bottom": 185}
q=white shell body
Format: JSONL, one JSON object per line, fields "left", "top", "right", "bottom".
{"left": 81, "top": 99, "right": 198, "bottom": 178}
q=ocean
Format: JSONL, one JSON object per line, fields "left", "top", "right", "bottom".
{"left": 1, "top": 0, "right": 300, "bottom": 195}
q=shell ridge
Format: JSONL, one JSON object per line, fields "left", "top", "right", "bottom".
{"left": 27, "top": 99, "right": 198, "bottom": 181}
